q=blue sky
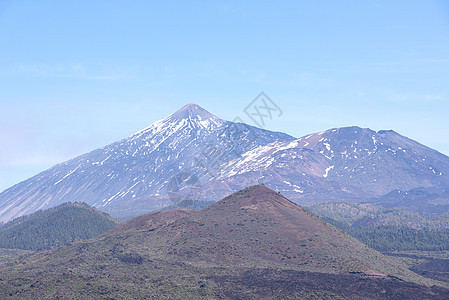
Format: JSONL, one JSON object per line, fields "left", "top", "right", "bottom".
{"left": 0, "top": 0, "right": 448, "bottom": 192}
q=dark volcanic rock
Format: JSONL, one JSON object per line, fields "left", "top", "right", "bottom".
{"left": 0, "top": 186, "right": 445, "bottom": 299}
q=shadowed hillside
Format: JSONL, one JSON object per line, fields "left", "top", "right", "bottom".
{"left": 0, "top": 203, "right": 119, "bottom": 250}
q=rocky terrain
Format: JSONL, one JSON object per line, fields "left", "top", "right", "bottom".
{"left": 1, "top": 185, "right": 447, "bottom": 299}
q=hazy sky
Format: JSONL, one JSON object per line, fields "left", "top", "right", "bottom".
{"left": 1, "top": 0, "right": 448, "bottom": 192}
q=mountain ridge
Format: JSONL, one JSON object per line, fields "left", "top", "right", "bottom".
{"left": 213, "top": 125, "right": 449, "bottom": 203}
{"left": 0, "top": 103, "right": 448, "bottom": 222}
{"left": 0, "top": 104, "right": 295, "bottom": 222}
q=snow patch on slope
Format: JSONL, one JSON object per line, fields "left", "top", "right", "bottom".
{"left": 323, "top": 165, "right": 334, "bottom": 178}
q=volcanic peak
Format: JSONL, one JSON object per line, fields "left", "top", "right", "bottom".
{"left": 168, "top": 103, "right": 223, "bottom": 124}
{"left": 130, "top": 103, "right": 224, "bottom": 138}
{"left": 204, "top": 184, "right": 300, "bottom": 212}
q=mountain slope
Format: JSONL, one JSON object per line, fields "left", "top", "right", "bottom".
{"left": 0, "top": 203, "right": 119, "bottom": 250}
{"left": 0, "top": 104, "right": 294, "bottom": 222}
{"left": 374, "top": 186, "right": 449, "bottom": 213}
{"left": 111, "top": 185, "right": 426, "bottom": 279}
{"left": 1, "top": 104, "right": 449, "bottom": 223}
{"left": 0, "top": 185, "right": 447, "bottom": 299}
{"left": 214, "top": 127, "right": 449, "bottom": 204}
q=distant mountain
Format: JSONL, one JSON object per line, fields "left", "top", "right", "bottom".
{"left": 373, "top": 187, "right": 449, "bottom": 213}
{"left": 306, "top": 201, "right": 449, "bottom": 230}
{"left": 1, "top": 104, "right": 449, "bottom": 222}
{"left": 160, "top": 199, "right": 215, "bottom": 213}
{"left": 213, "top": 126, "right": 449, "bottom": 204}
{"left": 0, "top": 104, "right": 294, "bottom": 222}
{"left": 306, "top": 201, "right": 449, "bottom": 252}
{"left": 1, "top": 185, "right": 446, "bottom": 299}
{"left": 0, "top": 202, "right": 119, "bottom": 250}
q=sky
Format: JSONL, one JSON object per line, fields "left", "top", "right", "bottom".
{"left": 0, "top": 0, "right": 448, "bottom": 193}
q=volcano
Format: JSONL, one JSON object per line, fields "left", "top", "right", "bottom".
{"left": 1, "top": 185, "right": 447, "bottom": 299}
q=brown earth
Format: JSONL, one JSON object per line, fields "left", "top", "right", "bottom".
{"left": 0, "top": 185, "right": 447, "bottom": 299}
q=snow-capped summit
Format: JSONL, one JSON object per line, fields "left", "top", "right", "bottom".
{"left": 0, "top": 103, "right": 294, "bottom": 222}
{"left": 169, "top": 103, "right": 222, "bottom": 124}
{"left": 214, "top": 126, "right": 449, "bottom": 203}
{"left": 1, "top": 105, "right": 448, "bottom": 223}
{"left": 130, "top": 103, "right": 223, "bottom": 141}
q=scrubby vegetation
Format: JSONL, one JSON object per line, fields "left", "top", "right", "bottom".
{"left": 1, "top": 187, "right": 448, "bottom": 298}
{"left": 325, "top": 218, "right": 449, "bottom": 252}
{"left": 307, "top": 201, "right": 449, "bottom": 251}
{"left": 307, "top": 201, "right": 449, "bottom": 229}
